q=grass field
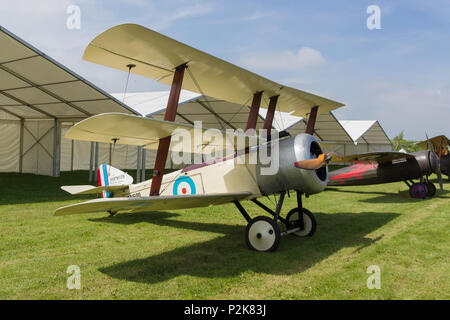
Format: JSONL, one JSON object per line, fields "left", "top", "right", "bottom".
{"left": 0, "top": 171, "right": 448, "bottom": 299}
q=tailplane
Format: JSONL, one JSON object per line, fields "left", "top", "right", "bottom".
{"left": 97, "top": 164, "right": 133, "bottom": 198}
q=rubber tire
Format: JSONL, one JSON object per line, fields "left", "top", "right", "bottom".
{"left": 245, "top": 216, "right": 281, "bottom": 252}
{"left": 409, "top": 183, "right": 428, "bottom": 199}
{"left": 425, "top": 182, "right": 436, "bottom": 197}
{"left": 286, "top": 208, "right": 316, "bottom": 237}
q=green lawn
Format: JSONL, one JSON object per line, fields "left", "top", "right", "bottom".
{"left": 0, "top": 171, "right": 448, "bottom": 299}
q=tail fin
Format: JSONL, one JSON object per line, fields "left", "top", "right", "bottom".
{"left": 97, "top": 164, "right": 133, "bottom": 198}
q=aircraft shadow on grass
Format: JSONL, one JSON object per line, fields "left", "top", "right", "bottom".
{"left": 326, "top": 186, "right": 449, "bottom": 204}
{"left": 90, "top": 211, "right": 399, "bottom": 284}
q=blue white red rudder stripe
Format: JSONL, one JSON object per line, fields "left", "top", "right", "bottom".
{"left": 97, "top": 164, "right": 133, "bottom": 198}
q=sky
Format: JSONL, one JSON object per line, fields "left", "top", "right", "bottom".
{"left": 0, "top": 0, "right": 449, "bottom": 140}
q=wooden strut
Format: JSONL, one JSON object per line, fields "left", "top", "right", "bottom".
{"left": 245, "top": 91, "right": 263, "bottom": 132}
{"left": 262, "top": 95, "right": 279, "bottom": 137}
{"left": 305, "top": 106, "right": 319, "bottom": 135}
{"left": 150, "top": 64, "right": 187, "bottom": 196}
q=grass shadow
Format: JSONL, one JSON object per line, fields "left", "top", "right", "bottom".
{"left": 95, "top": 211, "right": 399, "bottom": 284}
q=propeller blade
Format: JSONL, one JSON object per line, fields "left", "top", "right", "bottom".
{"left": 294, "top": 154, "right": 326, "bottom": 170}
{"left": 437, "top": 170, "right": 444, "bottom": 191}
{"left": 294, "top": 152, "right": 342, "bottom": 170}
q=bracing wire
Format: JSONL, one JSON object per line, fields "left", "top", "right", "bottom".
{"left": 186, "top": 68, "right": 226, "bottom": 131}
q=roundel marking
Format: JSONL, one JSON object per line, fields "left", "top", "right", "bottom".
{"left": 173, "top": 176, "right": 196, "bottom": 195}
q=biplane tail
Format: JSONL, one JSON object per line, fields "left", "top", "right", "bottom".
{"left": 97, "top": 164, "right": 133, "bottom": 198}
{"left": 60, "top": 164, "right": 133, "bottom": 198}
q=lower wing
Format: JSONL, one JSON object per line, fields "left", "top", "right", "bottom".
{"left": 55, "top": 192, "right": 252, "bottom": 216}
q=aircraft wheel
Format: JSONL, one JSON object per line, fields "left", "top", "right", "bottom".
{"left": 245, "top": 216, "right": 280, "bottom": 252}
{"left": 409, "top": 183, "right": 427, "bottom": 199}
{"left": 426, "top": 182, "right": 436, "bottom": 197}
{"left": 286, "top": 208, "right": 316, "bottom": 237}
{"left": 108, "top": 210, "right": 117, "bottom": 217}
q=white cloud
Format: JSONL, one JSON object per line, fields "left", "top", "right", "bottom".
{"left": 239, "top": 47, "right": 326, "bottom": 71}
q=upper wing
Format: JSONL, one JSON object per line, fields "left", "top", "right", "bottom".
{"left": 83, "top": 23, "right": 344, "bottom": 118}
{"left": 55, "top": 192, "right": 252, "bottom": 216}
{"left": 334, "top": 151, "right": 416, "bottom": 165}
{"left": 417, "top": 135, "right": 450, "bottom": 150}
{"left": 65, "top": 113, "right": 261, "bottom": 153}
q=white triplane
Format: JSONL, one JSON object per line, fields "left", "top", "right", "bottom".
{"left": 56, "top": 23, "right": 345, "bottom": 252}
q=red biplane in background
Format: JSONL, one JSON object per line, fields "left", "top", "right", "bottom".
{"left": 327, "top": 135, "right": 448, "bottom": 199}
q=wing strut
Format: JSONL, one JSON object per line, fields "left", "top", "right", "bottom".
{"left": 305, "top": 106, "right": 319, "bottom": 135}
{"left": 150, "top": 63, "right": 187, "bottom": 196}
{"left": 245, "top": 91, "right": 263, "bottom": 133}
{"left": 263, "top": 95, "right": 279, "bottom": 136}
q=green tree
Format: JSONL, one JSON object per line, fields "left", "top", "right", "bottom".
{"left": 392, "top": 130, "right": 420, "bottom": 152}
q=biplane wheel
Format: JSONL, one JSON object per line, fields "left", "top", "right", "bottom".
{"left": 108, "top": 210, "right": 117, "bottom": 217}
{"left": 409, "top": 183, "right": 427, "bottom": 199}
{"left": 245, "top": 216, "right": 280, "bottom": 252}
{"left": 286, "top": 208, "right": 316, "bottom": 237}
{"left": 425, "top": 182, "right": 436, "bottom": 197}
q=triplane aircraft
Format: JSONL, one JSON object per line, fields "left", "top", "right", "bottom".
{"left": 56, "top": 23, "right": 347, "bottom": 252}
{"left": 327, "top": 135, "right": 447, "bottom": 199}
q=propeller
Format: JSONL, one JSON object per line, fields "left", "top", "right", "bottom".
{"left": 294, "top": 152, "right": 343, "bottom": 170}
{"left": 426, "top": 133, "right": 444, "bottom": 191}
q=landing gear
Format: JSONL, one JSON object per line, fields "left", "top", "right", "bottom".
{"left": 404, "top": 179, "right": 433, "bottom": 199}
{"left": 425, "top": 182, "right": 436, "bottom": 197}
{"left": 286, "top": 208, "right": 316, "bottom": 237}
{"left": 409, "top": 183, "right": 427, "bottom": 199}
{"left": 245, "top": 216, "right": 280, "bottom": 252}
{"left": 235, "top": 190, "right": 316, "bottom": 252}
{"left": 108, "top": 210, "right": 117, "bottom": 217}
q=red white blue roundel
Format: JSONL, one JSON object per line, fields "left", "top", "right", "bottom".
{"left": 173, "top": 176, "right": 196, "bottom": 195}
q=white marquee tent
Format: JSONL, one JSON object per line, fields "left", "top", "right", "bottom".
{"left": 0, "top": 26, "right": 139, "bottom": 180}
{"left": 338, "top": 120, "right": 393, "bottom": 154}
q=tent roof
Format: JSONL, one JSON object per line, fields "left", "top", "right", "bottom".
{"left": 0, "top": 26, "right": 138, "bottom": 121}
{"left": 113, "top": 90, "right": 265, "bottom": 131}
{"left": 339, "top": 120, "right": 392, "bottom": 145}
{"left": 284, "top": 112, "right": 353, "bottom": 143}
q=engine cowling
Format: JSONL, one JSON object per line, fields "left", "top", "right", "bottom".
{"left": 413, "top": 150, "right": 439, "bottom": 175}
{"left": 256, "top": 134, "right": 328, "bottom": 196}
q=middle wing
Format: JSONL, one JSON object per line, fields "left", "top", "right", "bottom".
{"left": 333, "top": 151, "right": 416, "bottom": 165}
{"left": 65, "top": 112, "right": 261, "bottom": 153}
{"left": 55, "top": 192, "right": 252, "bottom": 216}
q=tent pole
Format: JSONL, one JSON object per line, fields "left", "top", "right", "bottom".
{"left": 141, "top": 148, "right": 146, "bottom": 181}
{"left": 52, "top": 119, "right": 61, "bottom": 177}
{"left": 89, "top": 142, "right": 94, "bottom": 182}
{"left": 136, "top": 146, "right": 142, "bottom": 183}
{"left": 94, "top": 142, "right": 99, "bottom": 182}
{"left": 19, "top": 119, "right": 24, "bottom": 173}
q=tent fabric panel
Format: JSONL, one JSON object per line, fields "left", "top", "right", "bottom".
{"left": 0, "top": 68, "right": 29, "bottom": 90}
{"left": 0, "top": 94, "right": 22, "bottom": 106}
{"left": 0, "top": 29, "right": 36, "bottom": 63}
{"left": 73, "top": 100, "right": 133, "bottom": 115}
{"left": 0, "top": 120, "right": 20, "bottom": 171}
{"left": 5, "top": 87, "right": 59, "bottom": 105}
{"left": 41, "top": 80, "right": 107, "bottom": 102}
{"left": 2, "top": 105, "right": 48, "bottom": 118}
{"left": 33, "top": 103, "right": 86, "bottom": 118}
{"left": 2, "top": 55, "right": 77, "bottom": 85}
{"left": 21, "top": 120, "right": 54, "bottom": 175}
